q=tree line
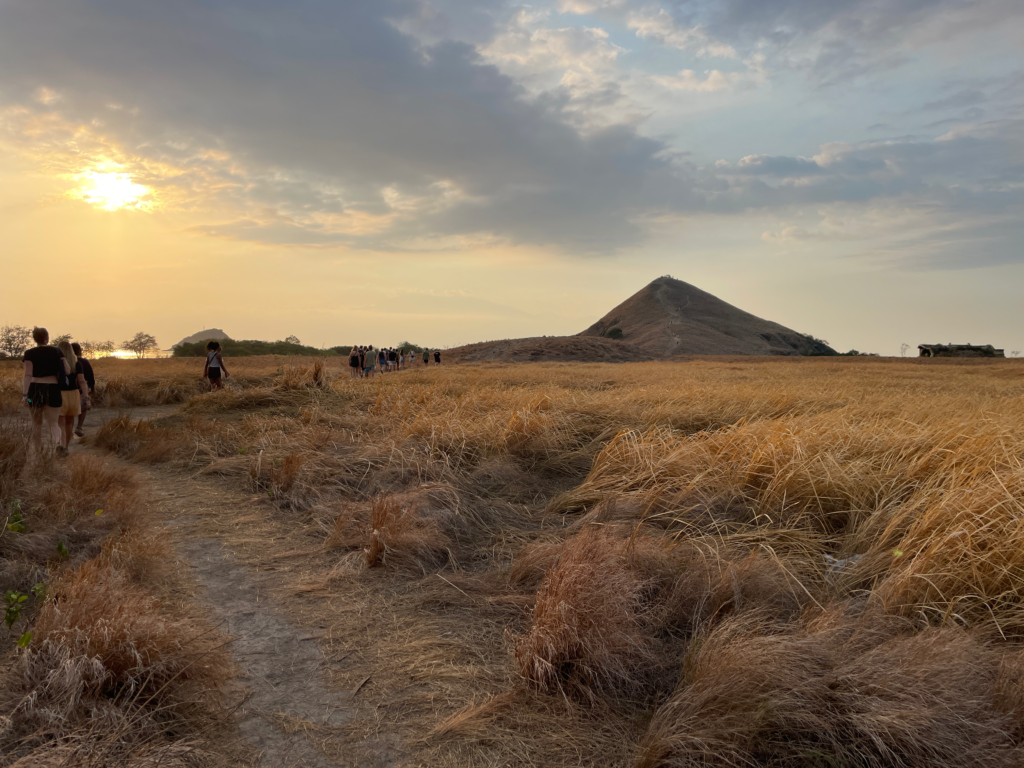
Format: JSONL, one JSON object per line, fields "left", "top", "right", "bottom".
{"left": 0, "top": 326, "right": 159, "bottom": 359}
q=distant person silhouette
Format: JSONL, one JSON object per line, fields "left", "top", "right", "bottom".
{"left": 348, "top": 345, "right": 361, "bottom": 379}
{"left": 364, "top": 345, "right": 376, "bottom": 378}
{"left": 71, "top": 342, "right": 95, "bottom": 437}
{"left": 204, "top": 341, "right": 229, "bottom": 390}
{"left": 423, "top": 349, "right": 429, "bottom": 365}
{"left": 434, "top": 350, "right": 440, "bottom": 365}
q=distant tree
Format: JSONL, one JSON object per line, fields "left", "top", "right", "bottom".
{"left": 798, "top": 333, "right": 835, "bottom": 356}
{"left": 122, "top": 332, "right": 158, "bottom": 358}
{"left": 284, "top": 335, "right": 301, "bottom": 345}
{"left": 79, "top": 340, "right": 110, "bottom": 357}
{"left": 900, "top": 343, "right": 910, "bottom": 357}
{"left": 0, "top": 325, "right": 32, "bottom": 358}
{"left": 52, "top": 333, "right": 73, "bottom": 345}
{"left": 606, "top": 327, "right": 624, "bottom": 340}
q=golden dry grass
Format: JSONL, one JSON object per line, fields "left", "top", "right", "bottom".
{"left": 0, "top": 405, "right": 239, "bottom": 765}
{"left": 34, "top": 354, "right": 1024, "bottom": 765}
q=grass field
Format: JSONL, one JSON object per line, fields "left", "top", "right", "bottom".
{"left": 2, "top": 354, "right": 1024, "bottom": 766}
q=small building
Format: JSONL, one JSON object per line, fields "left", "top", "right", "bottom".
{"left": 918, "top": 344, "right": 1005, "bottom": 358}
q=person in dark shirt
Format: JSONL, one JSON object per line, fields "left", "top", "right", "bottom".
{"left": 71, "top": 342, "right": 95, "bottom": 437}
{"left": 434, "top": 350, "right": 441, "bottom": 365}
{"left": 21, "top": 327, "right": 70, "bottom": 454}
{"left": 56, "top": 341, "right": 88, "bottom": 451}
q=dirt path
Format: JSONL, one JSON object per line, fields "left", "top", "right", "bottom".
{"left": 78, "top": 407, "right": 398, "bottom": 768}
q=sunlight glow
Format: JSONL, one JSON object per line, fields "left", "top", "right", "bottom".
{"left": 73, "top": 170, "right": 152, "bottom": 211}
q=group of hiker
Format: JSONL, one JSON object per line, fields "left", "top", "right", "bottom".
{"left": 21, "top": 330, "right": 446, "bottom": 454}
{"left": 346, "top": 346, "right": 440, "bottom": 378}
{"left": 20, "top": 327, "right": 95, "bottom": 455}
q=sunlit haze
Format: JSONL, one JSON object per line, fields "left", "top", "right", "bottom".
{"left": 2, "top": 1, "right": 1023, "bottom": 355}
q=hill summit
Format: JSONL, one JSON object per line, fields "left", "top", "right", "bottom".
{"left": 578, "top": 276, "right": 834, "bottom": 356}
{"left": 173, "top": 328, "right": 232, "bottom": 348}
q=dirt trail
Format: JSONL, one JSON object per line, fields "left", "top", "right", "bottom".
{"left": 78, "top": 407, "right": 393, "bottom": 768}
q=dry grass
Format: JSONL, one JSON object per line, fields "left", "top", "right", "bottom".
{"left": 1, "top": 560, "right": 232, "bottom": 765}
{"left": 514, "top": 527, "right": 670, "bottom": 701}
{"left": 0, "top": 421, "right": 28, "bottom": 501}
{"left": 0, "top": 407, "right": 237, "bottom": 767}
{"left": 69, "top": 355, "right": 1024, "bottom": 765}
{"left": 636, "top": 608, "right": 1024, "bottom": 767}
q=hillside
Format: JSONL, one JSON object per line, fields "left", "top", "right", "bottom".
{"left": 173, "top": 328, "right": 232, "bottom": 348}
{"left": 444, "top": 336, "right": 651, "bottom": 364}
{"left": 447, "top": 276, "right": 835, "bottom": 363}
{"left": 579, "top": 276, "right": 835, "bottom": 356}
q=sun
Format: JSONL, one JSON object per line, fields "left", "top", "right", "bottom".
{"left": 73, "top": 170, "right": 152, "bottom": 211}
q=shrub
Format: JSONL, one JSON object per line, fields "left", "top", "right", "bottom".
{"left": 606, "top": 327, "right": 624, "bottom": 340}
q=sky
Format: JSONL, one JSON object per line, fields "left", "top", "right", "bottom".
{"left": 1, "top": 0, "right": 1022, "bottom": 356}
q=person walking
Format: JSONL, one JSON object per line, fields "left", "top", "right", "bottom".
{"left": 56, "top": 340, "right": 88, "bottom": 453}
{"left": 204, "top": 341, "right": 229, "bottom": 390}
{"left": 423, "top": 349, "right": 429, "bottom": 366}
{"left": 434, "top": 349, "right": 441, "bottom": 365}
{"left": 378, "top": 347, "right": 387, "bottom": 373}
{"left": 359, "top": 346, "right": 367, "bottom": 377}
{"left": 364, "top": 345, "right": 376, "bottom": 378}
{"left": 348, "top": 345, "right": 361, "bottom": 379}
{"left": 72, "top": 342, "right": 95, "bottom": 437}
{"left": 21, "top": 327, "right": 68, "bottom": 454}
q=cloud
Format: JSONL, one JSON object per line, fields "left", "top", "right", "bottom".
{"left": 1, "top": 0, "right": 1022, "bottom": 269}
{"left": 478, "top": 8, "right": 637, "bottom": 129}
{"left": 701, "top": 0, "right": 1024, "bottom": 80}
{"left": 651, "top": 51, "right": 766, "bottom": 92}
{"left": 732, "top": 154, "right": 824, "bottom": 177}
{"left": 566, "top": 0, "right": 1024, "bottom": 86}
{"left": 0, "top": 0, "right": 702, "bottom": 252}
{"left": 625, "top": 8, "right": 737, "bottom": 59}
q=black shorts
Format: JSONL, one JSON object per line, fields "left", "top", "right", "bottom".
{"left": 27, "top": 382, "right": 62, "bottom": 408}
{"left": 349, "top": 357, "right": 360, "bottom": 368}
{"left": 208, "top": 367, "right": 222, "bottom": 381}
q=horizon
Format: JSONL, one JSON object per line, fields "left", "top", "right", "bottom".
{"left": 2, "top": 1, "right": 1023, "bottom": 356}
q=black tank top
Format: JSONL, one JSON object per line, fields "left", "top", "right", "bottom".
{"left": 23, "top": 346, "right": 65, "bottom": 378}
